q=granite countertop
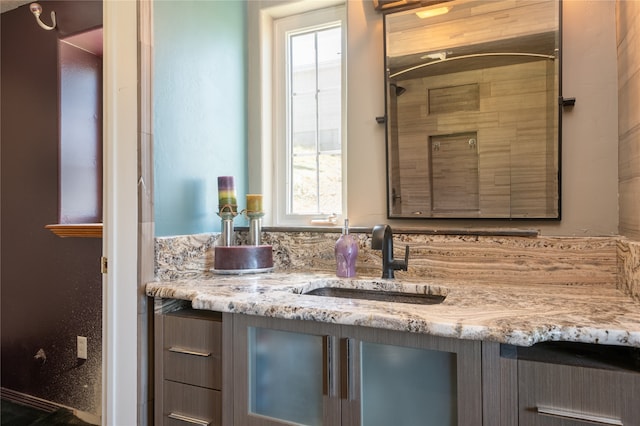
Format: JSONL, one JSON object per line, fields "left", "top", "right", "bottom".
{"left": 145, "top": 271, "right": 640, "bottom": 348}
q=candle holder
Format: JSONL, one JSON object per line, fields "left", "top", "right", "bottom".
{"left": 217, "top": 209, "right": 238, "bottom": 247}
{"left": 246, "top": 211, "right": 265, "bottom": 246}
{"left": 214, "top": 209, "right": 273, "bottom": 274}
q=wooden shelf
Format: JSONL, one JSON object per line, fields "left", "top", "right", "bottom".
{"left": 45, "top": 223, "right": 103, "bottom": 238}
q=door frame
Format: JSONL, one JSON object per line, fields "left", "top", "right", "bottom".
{"left": 102, "top": 1, "right": 139, "bottom": 424}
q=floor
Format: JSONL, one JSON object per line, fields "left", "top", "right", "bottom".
{"left": 0, "top": 399, "right": 92, "bottom": 426}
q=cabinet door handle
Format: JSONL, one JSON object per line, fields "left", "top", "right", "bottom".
{"left": 340, "top": 338, "right": 354, "bottom": 401}
{"left": 322, "top": 335, "right": 331, "bottom": 396}
{"left": 537, "top": 406, "right": 623, "bottom": 425}
{"left": 168, "top": 412, "right": 210, "bottom": 426}
{"left": 168, "top": 346, "right": 211, "bottom": 357}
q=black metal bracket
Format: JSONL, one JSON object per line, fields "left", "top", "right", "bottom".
{"left": 375, "top": 116, "right": 386, "bottom": 124}
{"left": 560, "top": 97, "right": 576, "bottom": 107}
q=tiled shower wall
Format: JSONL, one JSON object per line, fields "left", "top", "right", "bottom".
{"left": 617, "top": 0, "right": 640, "bottom": 240}
{"left": 618, "top": 238, "right": 640, "bottom": 300}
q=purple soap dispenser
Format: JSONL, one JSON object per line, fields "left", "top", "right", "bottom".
{"left": 335, "top": 219, "right": 358, "bottom": 278}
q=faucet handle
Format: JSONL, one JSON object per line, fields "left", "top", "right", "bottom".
{"left": 402, "top": 245, "right": 410, "bottom": 271}
{"left": 389, "top": 245, "right": 410, "bottom": 276}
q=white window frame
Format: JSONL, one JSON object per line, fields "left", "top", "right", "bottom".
{"left": 273, "top": 5, "right": 347, "bottom": 226}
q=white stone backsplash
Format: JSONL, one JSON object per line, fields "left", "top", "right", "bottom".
{"left": 153, "top": 231, "right": 637, "bottom": 297}
{"left": 618, "top": 238, "right": 640, "bottom": 301}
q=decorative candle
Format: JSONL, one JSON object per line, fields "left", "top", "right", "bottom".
{"left": 246, "top": 194, "right": 263, "bottom": 213}
{"left": 218, "top": 176, "right": 237, "bottom": 212}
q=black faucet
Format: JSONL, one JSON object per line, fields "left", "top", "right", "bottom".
{"left": 371, "top": 224, "right": 409, "bottom": 278}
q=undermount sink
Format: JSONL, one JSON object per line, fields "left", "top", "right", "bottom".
{"left": 303, "top": 287, "right": 446, "bottom": 305}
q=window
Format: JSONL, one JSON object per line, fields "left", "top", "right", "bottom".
{"left": 273, "top": 5, "right": 346, "bottom": 225}
{"left": 46, "top": 28, "right": 104, "bottom": 238}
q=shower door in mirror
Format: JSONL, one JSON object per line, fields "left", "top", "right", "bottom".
{"left": 385, "top": 0, "right": 561, "bottom": 219}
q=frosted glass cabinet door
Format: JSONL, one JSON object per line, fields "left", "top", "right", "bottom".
{"left": 233, "top": 315, "right": 482, "bottom": 426}
{"left": 360, "top": 342, "right": 457, "bottom": 426}
{"left": 343, "top": 325, "right": 483, "bottom": 426}
{"left": 233, "top": 314, "right": 342, "bottom": 426}
{"left": 248, "top": 327, "right": 323, "bottom": 425}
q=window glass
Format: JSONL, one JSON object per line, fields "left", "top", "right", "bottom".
{"left": 274, "top": 6, "right": 345, "bottom": 225}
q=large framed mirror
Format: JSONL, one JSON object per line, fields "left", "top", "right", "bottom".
{"left": 384, "top": 0, "right": 561, "bottom": 219}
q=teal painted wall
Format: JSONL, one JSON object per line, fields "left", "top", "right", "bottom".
{"left": 154, "top": 0, "right": 247, "bottom": 236}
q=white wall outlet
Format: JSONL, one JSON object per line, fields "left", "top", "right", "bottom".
{"left": 77, "top": 336, "right": 88, "bottom": 360}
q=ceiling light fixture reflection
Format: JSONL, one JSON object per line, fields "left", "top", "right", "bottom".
{"left": 421, "top": 52, "right": 448, "bottom": 61}
{"left": 416, "top": 6, "right": 450, "bottom": 19}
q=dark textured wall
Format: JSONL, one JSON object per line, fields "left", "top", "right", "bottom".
{"left": 1, "top": 0, "right": 103, "bottom": 415}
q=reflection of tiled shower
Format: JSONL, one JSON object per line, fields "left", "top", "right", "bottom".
{"left": 429, "top": 132, "right": 479, "bottom": 213}
{"left": 426, "top": 84, "right": 480, "bottom": 214}
{"left": 426, "top": 83, "right": 480, "bottom": 216}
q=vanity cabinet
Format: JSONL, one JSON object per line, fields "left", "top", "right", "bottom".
{"left": 232, "top": 314, "right": 483, "bottom": 426}
{"left": 154, "top": 308, "right": 229, "bottom": 426}
{"left": 151, "top": 305, "right": 640, "bottom": 426}
{"left": 514, "top": 343, "right": 640, "bottom": 426}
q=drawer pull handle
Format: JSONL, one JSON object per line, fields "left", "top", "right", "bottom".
{"left": 537, "top": 406, "right": 623, "bottom": 425}
{"left": 168, "top": 346, "right": 211, "bottom": 357}
{"left": 168, "top": 412, "right": 210, "bottom": 426}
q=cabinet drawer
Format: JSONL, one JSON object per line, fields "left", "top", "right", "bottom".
{"left": 164, "top": 312, "right": 222, "bottom": 389}
{"left": 518, "top": 360, "right": 640, "bottom": 425}
{"left": 163, "top": 380, "right": 221, "bottom": 426}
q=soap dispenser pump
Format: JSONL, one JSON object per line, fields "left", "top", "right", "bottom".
{"left": 335, "top": 219, "right": 358, "bottom": 278}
